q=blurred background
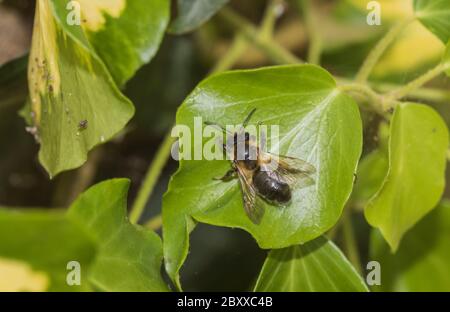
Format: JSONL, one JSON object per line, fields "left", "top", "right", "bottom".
{"left": 1, "top": 0, "right": 449, "bottom": 291}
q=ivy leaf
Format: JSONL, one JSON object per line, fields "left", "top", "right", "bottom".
{"left": 254, "top": 236, "right": 368, "bottom": 292}
{"left": 163, "top": 65, "right": 362, "bottom": 288}
{"left": 351, "top": 123, "right": 389, "bottom": 210}
{"left": 0, "top": 179, "right": 168, "bottom": 292}
{"left": 414, "top": 0, "right": 450, "bottom": 44}
{"left": 0, "top": 209, "right": 95, "bottom": 291}
{"left": 351, "top": 148, "right": 388, "bottom": 210}
{"left": 27, "top": 0, "right": 134, "bottom": 177}
{"left": 51, "top": 0, "right": 169, "bottom": 87}
{"left": 370, "top": 201, "right": 450, "bottom": 291}
{"left": 372, "top": 22, "right": 445, "bottom": 81}
{"left": 365, "top": 103, "right": 449, "bottom": 252}
{"left": 169, "top": 0, "right": 229, "bottom": 34}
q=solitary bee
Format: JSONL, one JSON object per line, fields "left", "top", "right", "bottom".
{"left": 205, "top": 108, "right": 316, "bottom": 224}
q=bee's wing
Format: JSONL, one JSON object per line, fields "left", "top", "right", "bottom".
{"left": 275, "top": 154, "right": 316, "bottom": 174}
{"left": 262, "top": 152, "right": 316, "bottom": 189}
{"left": 235, "top": 165, "right": 265, "bottom": 224}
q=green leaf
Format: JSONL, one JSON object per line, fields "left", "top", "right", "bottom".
{"left": 51, "top": 0, "right": 169, "bottom": 86}
{"left": 254, "top": 236, "right": 368, "bottom": 292}
{"left": 169, "top": 0, "right": 229, "bottom": 34}
{"left": 351, "top": 123, "right": 389, "bottom": 210}
{"left": 365, "top": 103, "right": 448, "bottom": 251}
{"left": 0, "top": 55, "right": 28, "bottom": 110}
{"left": 163, "top": 65, "right": 363, "bottom": 288}
{"left": 351, "top": 148, "right": 388, "bottom": 209}
{"left": 370, "top": 201, "right": 450, "bottom": 292}
{"left": 0, "top": 179, "right": 168, "bottom": 292}
{"left": 27, "top": 0, "right": 134, "bottom": 177}
{"left": 414, "top": 0, "right": 450, "bottom": 44}
{"left": 0, "top": 209, "right": 95, "bottom": 291}
{"left": 444, "top": 41, "right": 450, "bottom": 76}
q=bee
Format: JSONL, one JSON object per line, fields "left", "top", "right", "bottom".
{"left": 205, "top": 108, "right": 316, "bottom": 224}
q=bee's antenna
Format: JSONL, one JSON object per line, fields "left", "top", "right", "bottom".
{"left": 204, "top": 121, "right": 232, "bottom": 135}
{"left": 242, "top": 108, "right": 257, "bottom": 127}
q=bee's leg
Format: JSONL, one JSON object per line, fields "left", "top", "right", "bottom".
{"left": 242, "top": 108, "right": 257, "bottom": 127}
{"left": 214, "top": 169, "right": 237, "bottom": 181}
{"left": 256, "top": 121, "right": 268, "bottom": 151}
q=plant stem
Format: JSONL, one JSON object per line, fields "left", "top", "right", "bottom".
{"left": 52, "top": 147, "right": 103, "bottom": 207}
{"left": 338, "top": 83, "right": 384, "bottom": 113}
{"left": 211, "top": 0, "right": 283, "bottom": 74}
{"left": 373, "top": 82, "right": 450, "bottom": 104}
{"left": 129, "top": 132, "right": 175, "bottom": 224}
{"left": 384, "top": 62, "right": 449, "bottom": 104}
{"left": 260, "top": 0, "right": 283, "bottom": 40}
{"left": 355, "top": 18, "right": 413, "bottom": 83}
{"left": 210, "top": 35, "right": 248, "bottom": 74}
{"left": 144, "top": 214, "right": 163, "bottom": 231}
{"left": 298, "top": 0, "right": 322, "bottom": 64}
{"left": 218, "top": 7, "right": 302, "bottom": 65}
{"left": 342, "top": 211, "right": 362, "bottom": 274}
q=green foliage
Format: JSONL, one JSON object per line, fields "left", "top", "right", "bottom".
{"left": 54, "top": 0, "right": 170, "bottom": 86}
{"left": 0, "top": 209, "right": 95, "bottom": 291}
{"left": 254, "top": 236, "right": 368, "bottom": 292}
{"left": 0, "top": 179, "right": 168, "bottom": 291}
{"left": 3, "top": 0, "right": 450, "bottom": 293}
{"left": 371, "top": 201, "right": 450, "bottom": 291}
{"left": 414, "top": 0, "right": 450, "bottom": 44}
{"left": 169, "top": 0, "right": 229, "bottom": 34}
{"left": 163, "top": 65, "right": 362, "bottom": 288}
{"left": 365, "top": 103, "right": 448, "bottom": 251}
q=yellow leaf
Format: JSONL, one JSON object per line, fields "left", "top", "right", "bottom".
{"left": 373, "top": 21, "right": 445, "bottom": 77}
{"left": 78, "top": 0, "right": 126, "bottom": 31}
{"left": 347, "top": 0, "right": 414, "bottom": 21}
{"left": 0, "top": 258, "right": 49, "bottom": 292}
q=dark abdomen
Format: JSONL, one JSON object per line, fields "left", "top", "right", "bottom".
{"left": 252, "top": 170, "right": 291, "bottom": 204}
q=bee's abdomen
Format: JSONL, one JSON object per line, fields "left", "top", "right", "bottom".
{"left": 253, "top": 170, "right": 291, "bottom": 203}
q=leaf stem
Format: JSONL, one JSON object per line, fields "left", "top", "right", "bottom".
{"left": 129, "top": 132, "right": 175, "bottom": 224}
{"left": 342, "top": 211, "right": 362, "bottom": 274}
{"left": 355, "top": 18, "right": 414, "bottom": 83}
{"left": 384, "top": 62, "right": 450, "bottom": 105}
{"left": 218, "top": 7, "right": 302, "bottom": 65}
